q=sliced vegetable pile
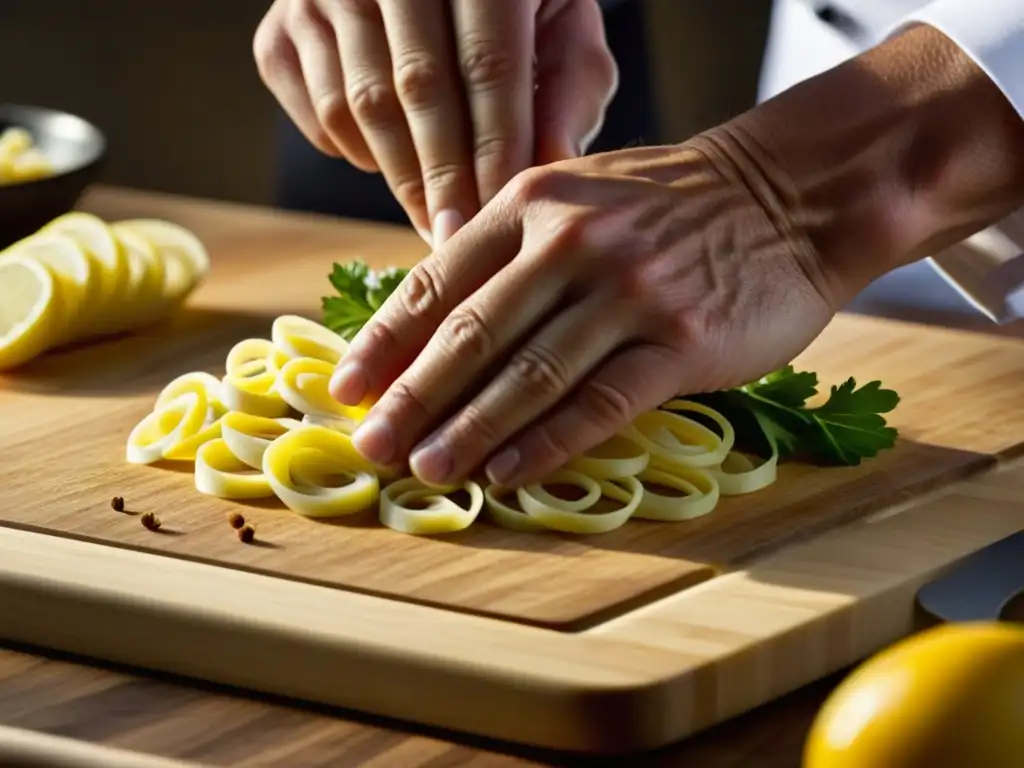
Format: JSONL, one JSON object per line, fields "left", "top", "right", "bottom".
{"left": 0, "top": 127, "right": 54, "bottom": 186}
{"left": 122, "top": 260, "right": 900, "bottom": 538}
{"left": 0, "top": 213, "right": 209, "bottom": 371}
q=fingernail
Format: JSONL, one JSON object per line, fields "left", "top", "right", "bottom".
{"left": 351, "top": 417, "right": 395, "bottom": 465}
{"left": 410, "top": 439, "right": 455, "bottom": 486}
{"left": 329, "top": 362, "right": 368, "bottom": 405}
{"left": 486, "top": 447, "right": 521, "bottom": 486}
{"left": 431, "top": 208, "right": 464, "bottom": 247}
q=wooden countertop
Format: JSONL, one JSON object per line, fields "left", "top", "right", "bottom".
{"left": 1, "top": 185, "right": 1020, "bottom": 766}
{"left": 0, "top": 641, "right": 837, "bottom": 767}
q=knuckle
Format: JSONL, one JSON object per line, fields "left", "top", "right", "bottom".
{"left": 575, "top": 380, "right": 636, "bottom": 428}
{"left": 437, "top": 306, "right": 492, "bottom": 362}
{"left": 505, "top": 167, "right": 552, "bottom": 208}
{"left": 671, "top": 311, "right": 714, "bottom": 350}
{"left": 531, "top": 425, "right": 575, "bottom": 468}
{"left": 474, "top": 134, "right": 513, "bottom": 178}
{"left": 451, "top": 404, "right": 502, "bottom": 448}
{"left": 420, "top": 162, "right": 467, "bottom": 195}
{"left": 386, "top": 378, "right": 431, "bottom": 422}
{"left": 391, "top": 173, "right": 427, "bottom": 211}
{"left": 393, "top": 54, "right": 444, "bottom": 109}
{"left": 313, "top": 90, "right": 350, "bottom": 131}
{"left": 284, "top": 0, "right": 316, "bottom": 26}
{"left": 346, "top": 77, "right": 400, "bottom": 126}
{"left": 588, "top": 45, "right": 619, "bottom": 96}
{"left": 397, "top": 262, "right": 444, "bottom": 319}
{"left": 459, "top": 39, "right": 516, "bottom": 90}
{"left": 510, "top": 346, "right": 571, "bottom": 400}
{"left": 252, "top": 23, "right": 291, "bottom": 80}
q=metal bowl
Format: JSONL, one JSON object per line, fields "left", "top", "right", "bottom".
{"left": 0, "top": 103, "right": 107, "bottom": 249}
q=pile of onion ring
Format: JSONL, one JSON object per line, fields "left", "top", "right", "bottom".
{"left": 126, "top": 315, "right": 777, "bottom": 536}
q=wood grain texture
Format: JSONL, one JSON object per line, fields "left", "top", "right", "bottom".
{"left": 3, "top": 187, "right": 1024, "bottom": 754}
{"left": 2, "top": 187, "right": 1024, "bottom": 629}
{"left": 0, "top": 642, "right": 838, "bottom": 767}
{"left": 2, "top": 458, "right": 1023, "bottom": 754}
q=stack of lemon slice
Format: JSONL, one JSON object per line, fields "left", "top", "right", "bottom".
{"left": 126, "top": 314, "right": 779, "bottom": 537}
{"left": 0, "top": 213, "right": 210, "bottom": 371}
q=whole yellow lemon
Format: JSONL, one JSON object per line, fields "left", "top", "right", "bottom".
{"left": 803, "top": 622, "right": 1024, "bottom": 768}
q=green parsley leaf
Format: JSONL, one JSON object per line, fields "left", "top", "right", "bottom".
{"left": 687, "top": 368, "right": 900, "bottom": 467}
{"left": 801, "top": 378, "right": 900, "bottom": 465}
{"left": 322, "top": 260, "right": 409, "bottom": 340}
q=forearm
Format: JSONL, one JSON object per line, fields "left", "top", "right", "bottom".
{"left": 714, "top": 22, "right": 1024, "bottom": 302}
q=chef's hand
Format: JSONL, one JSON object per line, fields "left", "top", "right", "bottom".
{"left": 326, "top": 135, "right": 846, "bottom": 488}
{"left": 253, "top": 0, "right": 617, "bottom": 246}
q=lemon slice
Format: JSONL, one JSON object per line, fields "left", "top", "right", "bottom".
{"left": 379, "top": 477, "right": 484, "bottom": 535}
{"left": 0, "top": 255, "right": 60, "bottom": 371}
{"left": 271, "top": 315, "right": 348, "bottom": 364}
{"left": 7, "top": 149, "right": 54, "bottom": 182}
{"left": 41, "top": 213, "right": 127, "bottom": 337}
{"left": 116, "top": 219, "right": 209, "bottom": 304}
{"left": 0, "top": 232, "right": 95, "bottom": 347}
{"left": 0, "top": 127, "right": 31, "bottom": 163}
{"left": 262, "top": 425, "right": 379, "bottom": 517}
{"left": 195, "top": 438, "right": 274, "bottom": 499}
{"left": 125, "top": 391, "right": 207, "bottom": 465}
{"left": 108, "top": 223, "right": 167, "bottom": 331}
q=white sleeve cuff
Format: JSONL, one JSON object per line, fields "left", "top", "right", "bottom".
{"left": 886, "top": 0, "right": 1024, "bottom": 121}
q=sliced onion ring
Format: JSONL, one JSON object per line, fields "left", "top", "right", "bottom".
{"left": 262, "top": 425, "right": 379, "bottom": 517}
{"left": 380, "top": 477, "right": 484, "bottom": 535}
{"left": 195, "top": 438, "right": 274, "bottom": 499}
{"left": 632, "top": 466, "right": 720, "bottom": 521}
{"left": 517, "top": 469, "right": 643, "bottom": 534}
{"left": 126, "top": 391, "right": 206, "bottom": 465}
{"left": 272, "top": 314, "right": 348, "bottom": 364}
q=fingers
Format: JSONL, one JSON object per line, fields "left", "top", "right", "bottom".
{"left": 254, "top": 2, "right": 339, "bottom": 158}
{"left": 286, "top": 3, "right": 376, "bottom": 170}
{"left": 533, "top": 0, "right": 618, "bottom": 164}
{"left": 451, "top": 0, "right": 537, "bottom": 207}
{"left": 328, "top": 191, "right": 525, "bottom": 406}
{"left": 322, "top": 0, "right": 431, "bottom": 236}
{"left": 378, "top": 1, "right": 478, "bottom": 244}
{"left": 405, "top": 292, "right": 638, "bottom": 485}
{"left": 351, "top": 251, "right": 577, "bottom": 471}
{"left": 488, "top": 343, "right": 684, "bottom": 487}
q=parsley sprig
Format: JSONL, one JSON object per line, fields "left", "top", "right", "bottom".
{"left": 321, "top": 262, "right": 900, "bottom": 466}
{"left": 322, "top": 260, "right": 410, "bottom": 341}
{"left": 690, "top": 366, "right": 900, "bottom": 466}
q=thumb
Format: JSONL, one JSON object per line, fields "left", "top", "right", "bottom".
{"left": 533, "top": 0, "right": 619, "bottom": 164}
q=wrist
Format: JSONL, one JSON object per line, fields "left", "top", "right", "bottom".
{"left": 714, "top": 23, "right": 1024, "bottom": 303}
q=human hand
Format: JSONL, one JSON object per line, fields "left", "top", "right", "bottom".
{"left": 253, "top": 0, "right": 617, "bottom": 246}
{"left": 326, "top": 133, "right": 852, "bottom": 488}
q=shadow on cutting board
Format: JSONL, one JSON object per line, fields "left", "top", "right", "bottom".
{"left": 0, "top": 306, "right": 310, "bottom": 397}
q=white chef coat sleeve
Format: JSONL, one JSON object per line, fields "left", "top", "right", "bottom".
{"left": 887, "top": 0, "right": 1024, "bottom": 117}
{"left": 884, "top": 1, "right": 1024, "bottom": 324}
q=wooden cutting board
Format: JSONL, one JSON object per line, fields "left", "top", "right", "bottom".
{"left": 2, "top": 187, "right": 1024, "bottom": 755}
{"left": 2, "top": 188, "right": 1024, "bottom": 633}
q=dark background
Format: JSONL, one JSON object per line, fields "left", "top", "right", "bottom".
{"left": 0, "top": 0, "right": 773, "bottom": 214}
